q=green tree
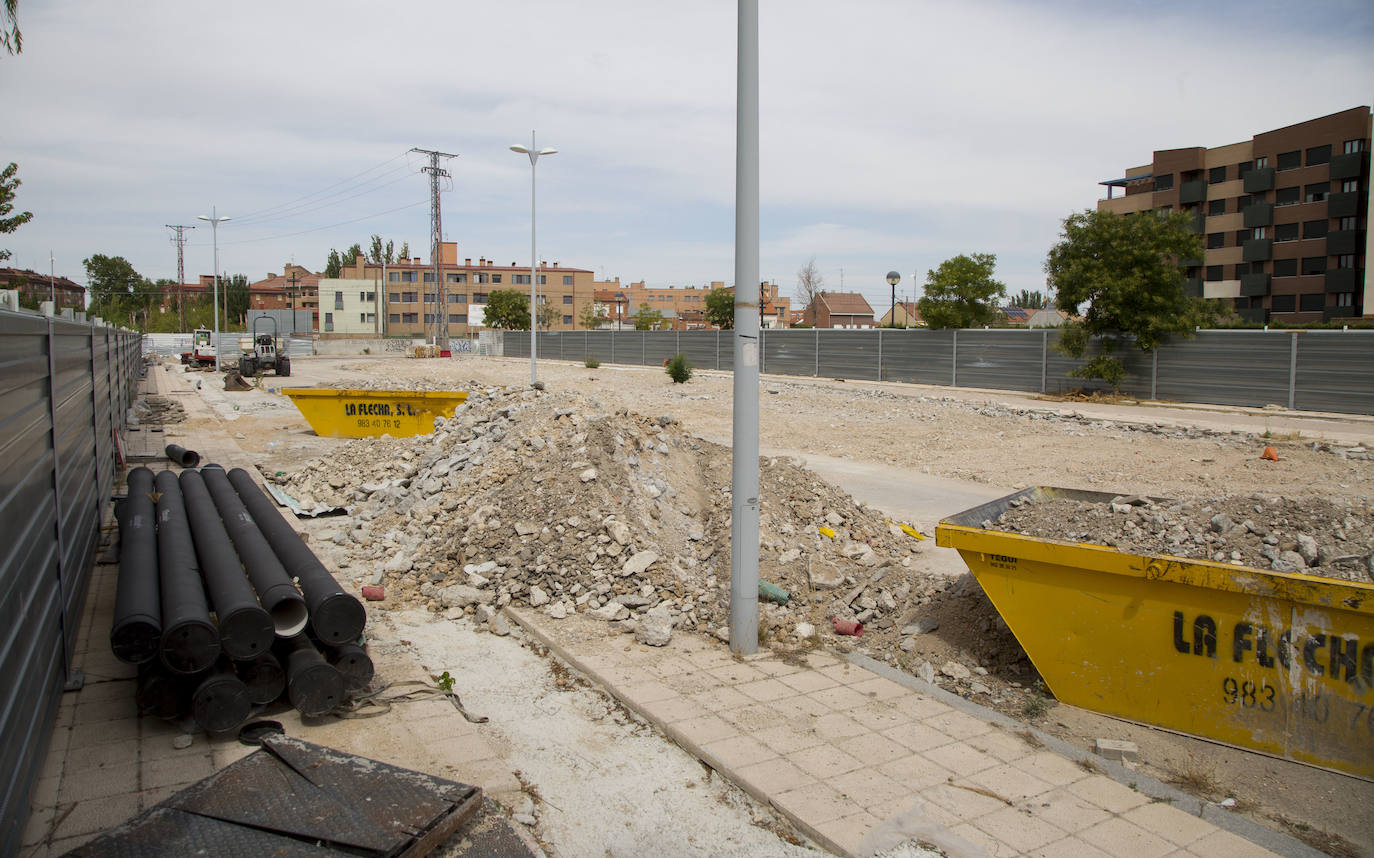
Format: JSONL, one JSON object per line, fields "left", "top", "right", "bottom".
{"left": 634, "top": 303, "right": 665, "bottom": 331}
{"left": 1046, "top": 208, "right": 1209, "bottom": 388}
{"left": 397, "top": 241, "right": 410, "bottom": 261}
{"left": 917, "top": 253, "right": 1006, "bottom": 329}
{"left": 3, "top": 0, "right": 19, "bottom": 54}
{"left": 577, "top": 299, "right": 603, "bottom": 330}
{"left": 704, "top": 287, "right": 734, "bottom": 329}
{"left": 324, "top": 249, "right": 343, "bottom": 278}
{"left": 367, "top": 235, "right": 396, "bottom": 265}
{"left": 84, "top": 254, "right": 144, "bottom": 320}
{"left": 343, "top": 243, "right": 363, "bottom": 267}
{"left": 1013, "top": 289, "right": 1048, "bottom": 309}
{"left": 483, "top": 289, "right": 531, "bottom": 329}
{"left": 536, "top": 300, "right": 559, "bottom": 330}
{"left": 1, "top": 162, "right": 34, "bottom": 262}
{"left": 225, "top": 273, "right": 250, "bottom": 326}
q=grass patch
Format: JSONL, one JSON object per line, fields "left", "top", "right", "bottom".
{"left": 583, "top": 355, "right": 600, "bottom": 368}
{"left": 665, "top": 352, "right": 693, "bottom": 384}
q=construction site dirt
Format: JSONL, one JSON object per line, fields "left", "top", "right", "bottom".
{"left": 167, "top": 353, "right": 1374, "bottom": 857}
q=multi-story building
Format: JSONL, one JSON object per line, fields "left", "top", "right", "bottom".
{"left": 248, "top": 264, "right": 321, "bottom": 327}
{"left": 1098, "top": 106, "right": 1371, "bottom": 323}
{"left": 1, "top": 267, "right": 85, "bottom": 310}
{"left": 588, "top": 277, "right": 789, "bottom": 330}
{"left": 337, "top": 244, "right": 596, "bottom": 338}
{"left": 316, "top": 278, "right": 383, "bottom": 336}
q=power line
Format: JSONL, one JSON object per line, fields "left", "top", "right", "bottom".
{"left": 229, "top": 150, "right": 411, "bottom": 223}
{"left": 200, "top": 199, "right": 429, "bottom": 247}
{"left": 165, "top": 223, "right": 195, "bottom": 330}
{"left": 228, "top": 164, "right": 416, "bottom": 228}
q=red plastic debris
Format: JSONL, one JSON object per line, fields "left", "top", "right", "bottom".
{"left": 360, "top": 585, "right": 386, "bottom": 601}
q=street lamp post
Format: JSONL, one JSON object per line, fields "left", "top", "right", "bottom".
{"left": 510, "top": 132, "right": 557, "bottom": 386}
{"left": 197, "top": 208, "right": 231, "bottom": 368}
{"left": 886, "top": 271, "right": 901, "bottom": 328}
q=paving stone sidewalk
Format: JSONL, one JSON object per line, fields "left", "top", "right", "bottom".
{"left": 507, "top": 607, "right": 1310, "bottom": 858}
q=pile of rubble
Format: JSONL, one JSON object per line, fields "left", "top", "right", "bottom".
{"left": 269, "top": 383, "right": 1004, "bottom": 672}
{"left": 128, "top": 395, "right": 186, "bottom": 425}
{"left": 994, "top": 494, "right": 1374, "bottom": 582}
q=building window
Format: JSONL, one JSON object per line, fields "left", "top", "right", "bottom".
{"left": 512, "top": 274, "right": 529, "bottom": 285}
{"left": 451, "top": 293, "right": 466, "bottom": 304}
{"left": 359, "top": 313, "right": 366, "bottom": 323}
{"left": 424, "top": 292, "right": 437, "bottom": 304}
{"left": 1208, "top": 165, "right": 1227, "bottom": 184}
{"left": 1303, "top": 220, "right": 1328, "bottom": 239}
{"left": 491, "top": 274, "right": 502, "bottom": 284}
{"left": 1344, "top": 139, "right": 1368, "bottom": 154}
{"left": 422, "top": 272, "right": 434, "bottom": 283}
{"left": 453, "top": 314, "right": 467, "bottom": 324}
{"left": 538, "top": 275, "right": 546, "bottom": 285}
{"left": 1299, "top": 293, "right": 1324, "bottom": 312}
{"left": 1271, "top": 294, "right": 1296, "bottom": 313}
{"left": 1237, "top": 161, "right": 1253, "bottom": 179}
{"left": 563, "top": 275, "right": 573, "bottom": 285}
{"left": 1274, "top": 258, "right": 1297, "bottom": 277}
{"left": 389, "top": 272, "right": 399, "bottom": 282}
{"left": 448, "top": 314, "right": 461, "bottom": 324}
{"left": 1206, "top": 232, "right": 1225, "bottom": 249}
{"left": 1275, "top": 187, "right": 1300, "bottom": 206}
{"left": 1205, "top": 265, "right": 1223, "bottom": 281}
{"left": 562, "top": 315, "right": 572, "bottom": 325}
{"left": 324, "top": 312, "right": 334, "bottom": 331}
{"left": 389, "top": 292, "right": 401, "bottom": 303}
{"left": 1341, "top": 179, "right": 1359, "bottom": 193}
{"left": 473, "top": 293, "right": 488, "bottom": 304}
{"left": 423, "top": 313, "right": 434, "bottom": 324}
{"left": 1208, "top": 198, "right": 1226, "bottom": 216}
{"left": 1275, "top": 222, "right": 1299, "bottom": 242}
{"left": 1304, "top": 182, "right": 1328, "bottom": 203}
{"left": 1255, "top": 156, "right": 1269, "bottom": 169}
{"left": 1336, "top": 292, "right": 1354, "bottom": 307}
{"left": 1153, "top": 174, "right": 1174, "bottom": 192}
{"left": 1252, "top": 226, "right": 1268, "bottom": 239}
{"left": 359, "top": 291, "right": 375, "bottom": 302}
{"left": 1305, "top": 144, "right": 1332, "bottom": 166}
{"left": 402, "top": 313, "right": 418, "bottom": 323}
{"left": 388, "top": 313, "right": 400, "bottom": 323}
{"left": 1337, "top": 254, "right": 1356, "bottom": 269}
{"left": 475, "top": 273, "right": 488, "bottom": 284}
{"left": 446, "top": 273, "right": 461, "bottom": 283}
{"left": 401, "top": 271, "right": 416, "bottom": 282}
{"left": 334, "top": 291, "right": 344, "bottom": 309}
{"left": 1276, "top": 150, "right": 1300, "bottom": 171}
{"left": 1234, "top": 262, "right": 1251, "bottom": 278}
{"left": 562, "top": 295, "right": 574, "bottom": 305}
{"left": 1300, "top": 257, "right": 1326, "bottom": 275}
{"left": 1339, "top": 216, "right": 1357, "bottom": 230}
{"left": 402, "top": 291, "right": 417, "bottom": 303}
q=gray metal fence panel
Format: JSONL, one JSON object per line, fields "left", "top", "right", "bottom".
{"left": 643, "top": 331, "right": 679, "bottom": 368}
{"left": 949, "top": 331, "right": 1045, "bottom": 392}
{"left": 1293, "top": 331, "right": 1374, "bottom": 414}
{"left": 0, "top": 310, "right": 140, "bottom": 856}
{"left": 1154, "top": 332, "right": 1292, "bottom": 407}
{"left": 817, "top": 331, "right": 881, "bottom": 381}
{"left": 583, "top": 331, "right": 613, "bottom": 365}
{"left": 762, "top": 330, "right": 818, "bottom": 377}
{"left": 678, "top": 331, "right": 722, "bottom": 371}
{"left": 876, "top": 330, "right": 955, "bottom": 385}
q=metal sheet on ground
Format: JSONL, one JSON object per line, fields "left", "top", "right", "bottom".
{"left": 66, "top": 736, "right": 537, "bottom": 858}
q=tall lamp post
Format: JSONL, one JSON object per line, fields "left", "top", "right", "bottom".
{"left": 197, "top": 208, "right": 231, "bottom": 368}
{"left": 886, "top": 270, "right": 901, "bottom": 328}
{"left": 510, "top": 132, "right": 557, "bottom": 386}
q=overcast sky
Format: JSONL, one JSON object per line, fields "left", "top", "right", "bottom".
{"left": 3, "top": 0, "right": 1371, "bottom": 311}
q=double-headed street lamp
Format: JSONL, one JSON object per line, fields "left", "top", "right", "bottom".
{"left": 510, "top": 132, "right": 557, "bottom": 386}
{"left": 886, "top": 270, "right": 901, "bottom": 328}
{"left": 197, "top": 207, "right": 231, "bottom": 368}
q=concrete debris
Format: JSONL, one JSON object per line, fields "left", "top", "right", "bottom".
{"left": 940, "top": 661, "right": 971, "bottom": 680}
{"left": 1094, "top": 738, "right": 1140, "bottom": 762}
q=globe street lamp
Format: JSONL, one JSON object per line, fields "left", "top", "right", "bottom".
{"left": 510, "top": 133, "right": 557, "bottom": 386}
{"left": 886, "top": 270, "right": 901, "bottom": 328}
{"left": 197, "top": 208, "right": 231, "bottom": 368}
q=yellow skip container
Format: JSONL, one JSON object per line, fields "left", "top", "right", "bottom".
{"left": 936, "top": 486, "right": 1374, "bottom": 779}
{"left": 282, "top": 388, "right": 469, "bottom": 438}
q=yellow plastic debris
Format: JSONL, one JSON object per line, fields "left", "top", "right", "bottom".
{"left": 818, "top": 526, "right": 836, "bottom": 539}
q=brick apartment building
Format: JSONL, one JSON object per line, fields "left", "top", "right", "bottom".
{"left": 591, "top": 278, "right": 790, "bottom": 330}
{"left": 1, "top": 267, "right": 85, "bottom": 310}
{"left": 1099, "top": 106, "right": 1372, "bottom": 323}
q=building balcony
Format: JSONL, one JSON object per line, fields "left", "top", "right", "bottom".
{"left": 1243, "top": 167, "right": 1275, "bottom": 193}
{"left": 1242, "top": 202, "right": 1273, "bottom": 228}
{"left": 1240, "top": 273, "right": 1271, "bottom": 296}
{"left": 1328, "top": 191, "right": 1362, "bottom": 219}
{"left": 1188, "top": 210, "right": 1205, "bottom": 233}
{"left": 1242, "top": 238, "right": 1273, "bottom": 262}
{"left": 1324, "top": 304, "right": 1363, "bottom": 321}
{"left": 1327, "top": 229, "right": 1362, "bottom": 256}
{"left": 1325, "top": 269, "right": 1361, "bottom": 293}
{"left": 1183, "top": 277, "right": 1203, "bottom": 298}
{"left": 1330, "top": 151, "right": 1368, "bottom": 181}
{"left": 1179, "top": 179, "right": 1207, "bottom": 205}
{"left": 1237, "top": 307, "right": 1268, "bottom": 323}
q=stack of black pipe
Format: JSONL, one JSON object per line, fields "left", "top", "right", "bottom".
{"left": 111, "top": 465, "right": 371, "bottom": 732}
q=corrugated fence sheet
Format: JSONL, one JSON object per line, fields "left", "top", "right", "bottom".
{"left": 0, "top": 310, "right": 141, "bottom": 856}
{"left": 501, "top": 328, "right": 1374, "bottom": 415}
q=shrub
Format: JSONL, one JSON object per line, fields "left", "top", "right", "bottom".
{"left": 665, "top": 352, "right": 693, "bottom": 384}
{"left": 584, "top": 356, "right": 601, "bottom": 369}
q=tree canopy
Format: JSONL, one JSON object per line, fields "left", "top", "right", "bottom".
{"left": 577, "top": 299, "right": 603, "bottom": 330}
{"left": 796, "top": 257, "right": 824, "bottom": 311}
{"left": 3, "top": 0, "right": 19, "bottom": 54}
{"left": 367, "top": 235, "right": 396, "bottom": 266}
{"left": 535, "top": 300, "right": 559, "bottom": 330}
{"left": 483, "top": 289, "right": 531, "bottom": 330}
{"left": 1045, "top": 208, "right": 1209, "bottom": 386}
{"left": 84, "top": 254, "right": 145, "bottom": 316}
{"left": 324, "top": 249, "right": 343, "bottom": 278}
{"left": 704, "top": 287, "right": 734, "bottom": 329}
{"left": 1012, "top": 289, "right": 1049, "bottom": 309}
{"left": 1, "top": 162, "right": 33, "bottom": 262}
{"left": 634, "top": 303, "right": 665, "bottom": 330}
{"left": 225, "top": 273, "right": 250, "bottom": 324}
{"left": 916, "top": 253, "right": 1006, "bottom": 329}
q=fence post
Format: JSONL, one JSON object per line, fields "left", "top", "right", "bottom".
{"left": 611, "top": 331, "right": 615, "bottom": 365}
{"left": 877, "top": 329, "right": 883, "bottom": 382}
{"left": 759, "top": 329, "right": 765, "bottom": 375}
{"left": 1288, "top": 332, "right": 1298, "bottom": 410}
{"left": 1041, "top": 330, "right": 1048, "bottom": 393}
{"left": 951, "top": 330, "right": 958, "bottom": 387}
{"left": 814, "top": 329, "right": 819, "bottom": 377}
{"left": 45, "top": 319, "right": 74, "bottom": 676}
{"left": 1151, "top": 350, "right": 1158, "bottom": 401}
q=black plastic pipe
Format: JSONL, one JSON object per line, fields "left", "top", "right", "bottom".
{"left": 234, "top": 652, "right": 286, "bottom": 705}
{"left": 227, "top": 467, "right": 365, "bottom": 644}
{"left": 154, "top": 469, "right": 221, "bottom": 675}
{"left": 178, "top": 469, "right": 275, "bottom": 659}
{"left": 201, "top": 467, "right": 310, "bottom": 638}
{"left": 323, "top": 642, "right": 374, "bottom": 692}
{"left": 111, "top": 467, "right": 161, "bottom": 664}
{"left": 164, "top": 444, "right": 200, "bottom": 468}
{"left": 136, "top": 662, "right": 186, "bottom": 720}
{"left": 281, "top": 635, "right": 345, "bottom": 717}
{"left": 191, "top": 658, "right": 252, "bottom": 734}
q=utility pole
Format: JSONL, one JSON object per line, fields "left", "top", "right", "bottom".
{"left": 411, "top": 148, "right": 456, "bottom": 349}
{"left": 166, "top": 224, "right": 195, "bottom": 331}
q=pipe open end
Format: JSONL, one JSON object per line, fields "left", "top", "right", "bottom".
{"left": 272, "top": 599, "right": 310, "bottom": 638}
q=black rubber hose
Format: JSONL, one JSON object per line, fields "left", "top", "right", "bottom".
{"left": 164, "top": 444, "right": 200, "bottom": 468}
{"left": 190, "top": 658, "right": 252, "bottom": 734}
{"left": 322, "top": 641, "right": 374, "bottom": 692}
{"left": 281, "top": 635, "right": 345, "bottom": 717}
{"left": 178, "top": 469, "right": 275, "bottom": 659}
{"left": 154, "top": 469, "right": 221, "bottom": 675}
{"left": 111, "top": 467, "right": 161, "bottom": 664}
{"left": 234, "top": 652, "right": 286, "bottom": 705}
{"left": 201, "top": 467, "right": 310, "bottom": 638}
{"left": 227, "top": 467, "right": 365, "bottom": 644}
